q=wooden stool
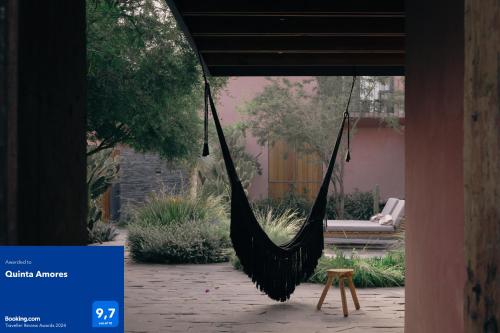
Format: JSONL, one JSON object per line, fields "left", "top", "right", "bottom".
{"left": 316, "top": 269, "right": 360, "bottom": 317}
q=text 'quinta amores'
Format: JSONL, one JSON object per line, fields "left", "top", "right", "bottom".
{"left": 4, "top": 270, "right": 69, "bottom": 278}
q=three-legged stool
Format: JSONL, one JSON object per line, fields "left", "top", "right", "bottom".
{"left": 316, "top": 268, "right": 360, "bottom": 317}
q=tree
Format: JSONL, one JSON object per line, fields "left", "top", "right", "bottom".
{"left": 240, "top": 76, "right": 403, "bottom": 217}
{"left": 87, "top": 0, "right": 225, "bottom": 159}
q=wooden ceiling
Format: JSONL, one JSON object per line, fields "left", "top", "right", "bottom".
{"left": 166, "top": 0, "right": 405, "bottom": 76}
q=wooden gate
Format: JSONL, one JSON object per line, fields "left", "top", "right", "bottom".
{"left": 268, "top": 140, "right": 323, "bottom": 201}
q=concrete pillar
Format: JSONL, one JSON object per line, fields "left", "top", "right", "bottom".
{"left": 405, "top": 0, "right": 465, "bottom": 331}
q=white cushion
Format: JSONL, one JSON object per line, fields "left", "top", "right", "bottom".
{"left": 370, "top": 213, "right": 384, "bottom": 222}
{"left": 326, "top": 220, "right": 395, "bottom": 232}
{"left": 378, "top": 214, "right": 393, "bottom": 225}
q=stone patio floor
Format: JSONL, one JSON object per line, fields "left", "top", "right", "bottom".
{"left": 106, "top": 231, "right": 405, "bottom": 333}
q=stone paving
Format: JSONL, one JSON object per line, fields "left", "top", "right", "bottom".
{"left": 105, "top": 231, "right": 405, "bottom": 333}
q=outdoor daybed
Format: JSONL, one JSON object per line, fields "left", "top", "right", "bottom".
{"left": 324, "top": 198, "right": 405, "bottom": 246}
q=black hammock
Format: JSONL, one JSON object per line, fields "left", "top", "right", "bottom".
{"left": 202, "top": 76, "right": 356, "bottom": 302}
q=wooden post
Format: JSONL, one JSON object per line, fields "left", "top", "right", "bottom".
{"left": 0, "top": 0, "right": 87, "bottom": 244}
{"left": 464, "top": 0, "right": 500, "bottom": 330}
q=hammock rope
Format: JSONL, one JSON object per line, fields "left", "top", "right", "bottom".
{"left": 202, "top": 74, "right": 356, "bottom": 301}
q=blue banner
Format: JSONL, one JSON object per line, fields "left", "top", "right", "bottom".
{"left": 0, "top": 246, "right": 124, "bottom": 332}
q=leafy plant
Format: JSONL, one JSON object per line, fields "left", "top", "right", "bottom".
{"left": 127, "top": 193, "right": 231, "bottom": 263}
{"left": 197, "top": 125, "right": 261, "bottom": 202}
{"left": 326, "top": 190, "right": 375, "bottom": 220}
{"left": 86, "top": 146, "right": 119, "bottom": 241}
{"left": 87, "top": 146, "right": 119, "bottom": 200}
{"left": 309, "top": 249, "right": 405, "bottom": 288}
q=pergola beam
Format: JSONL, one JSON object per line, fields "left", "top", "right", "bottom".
{"left": 195, "top": 36, "right": 405, "bottom": 53}
{"left": 202, "top": 53, "right": 404, "bottom": 67}
{"left": 186, "top": 16, "right": 405, "bottom": 36}
{"left": 176, "top": 0, "right": 404, "bottom": 15}
{"left": 165, "top": 0, "right": 405, "bottom": 76}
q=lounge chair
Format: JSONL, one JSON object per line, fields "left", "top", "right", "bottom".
{"left": 324, "top": 198, "right": 405, "bottom": 246}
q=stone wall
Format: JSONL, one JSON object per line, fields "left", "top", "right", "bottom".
{"left": 113, "top": 146, "right": 189, "bottom": 220}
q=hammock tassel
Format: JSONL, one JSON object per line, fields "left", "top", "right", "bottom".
{"left": 202, "top": 142, "right": 209, "bottom": 157}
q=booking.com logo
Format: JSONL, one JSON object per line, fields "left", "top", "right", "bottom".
{"left": 5, "top": 316, "right": 41, "bottom": 323}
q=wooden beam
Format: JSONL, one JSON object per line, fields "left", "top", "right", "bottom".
{"left": 195, "top": 35, "right": 405, "bottom": 53}
{"left": 176, "top": 0, "right": 404, "bottom": 15}
{"left": 202, "top": 52, "right": 404, "bottom": 67}
{"left": 186, "top": 16, "right": 405, "bottom": 36}
{"left": 207, "top": 66, "right": 405, "bottom": 77}
{"left": 464, "top": 0, "right": 500, "bottom": 330}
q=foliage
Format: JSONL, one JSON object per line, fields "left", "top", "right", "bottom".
{"left": 252, "top": 189, "right": 374, "bottom": 220}
{"left": 87, "top": 0, "right": 226, "bottom": 158}
{"left": 252, "top": 192, "right": 312, "bottom": 219}
{"left": 253, "top": 209, "right": 304, "bottom": 245}
{"left": 309, "top": 249, "right": 405, "bottom": 288}
{"left": 88, "top": 198, "right": 103, "bottom": 233}
{"left": 88, "top": 220, "right": 120, "bottom": 244}
{"left": 127, "top": 193, "right": 231, "bottom": 263}
{"left": 86, "top": 146, "right": 119, "bottom": 241}
{"left": 131, "top": 192, "right": 227, "bottom": 227}
{"left": 87, "top": 146, "right": 119, "bottom": 200}
{"left": 240, "top": 76, "right": 401, "bottom": 217}
{"left": 197, "top": 125, "right": 261, "bottom": 201}
{"left": 231, "top": 208, "right": 304, "bottom": 269}
{"left": 326, "top": 190, "right": 375, "bottom": 220}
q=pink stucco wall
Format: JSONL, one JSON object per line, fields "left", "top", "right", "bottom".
{"left": 215, "top": 77, "right": 405, "bottom": 201}
{"left": 345, "top": 126, "right": 405, "bottom": 199}
{"left": 215, "top": 77, "right": 271, "bottom": 200}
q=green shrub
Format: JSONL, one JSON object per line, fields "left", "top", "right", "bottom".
{"left": 231, "top": 208, "right": 304, "bottom": 269}
{"left": 88, "top": 221, "right": 119, "bottom": 244}
{"left": 128, "top": 221, "right": 230, "bottom": 264}
{"left": 252, "top": 192, "right": 312, "bottom": 219}
{"left": 132, "top": 193, "right": 227, "bottom": 227}
{"left": 343, "top": 190, "right": 375, "bottom": 220}
{"left": 309, "top": 250, "right": 405, "bottom": 287}
{"left": 128, "top": 193, "right": 231, "bottom": 264}
{"left": 253, "top": 190, "right": 375, "bottom": 220}
{"left": 326, "top": 190, "right": 375, "bottom": 220}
